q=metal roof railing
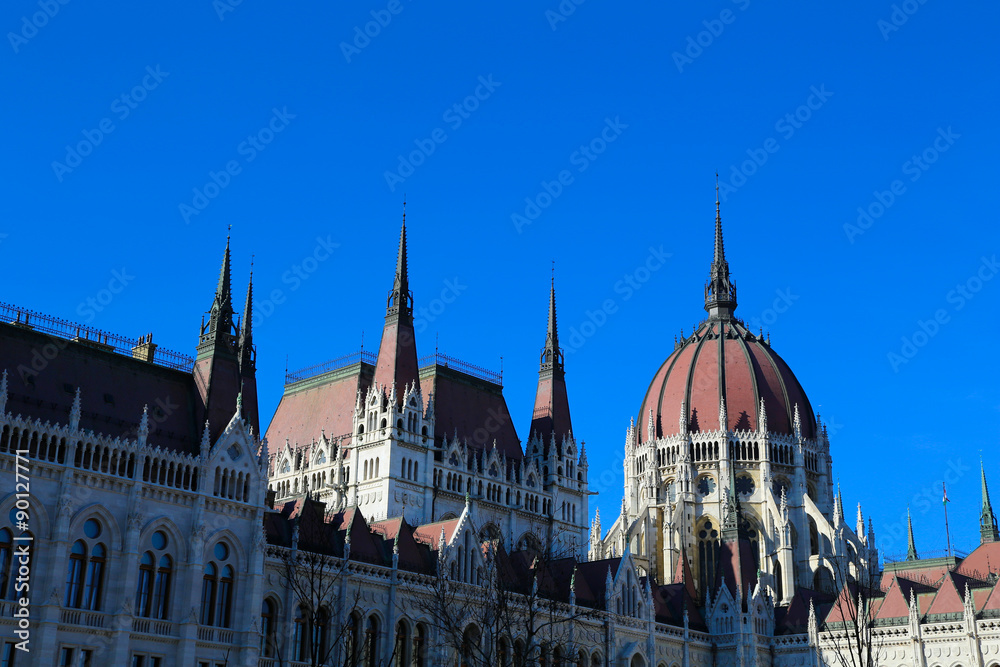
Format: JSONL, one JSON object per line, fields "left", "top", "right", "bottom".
{"left": 0, "top": 301, "right": 194, "bottom": 372}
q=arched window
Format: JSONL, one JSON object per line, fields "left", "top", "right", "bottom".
{"left": 394, "top": 620, "right": 410, "bottom": 665}
{"left": 697, "top": 518, "right": 720, "bottom": 597}
{"left": 293, "top": 605, "right": 307, "bottom": 661}
{"left": 774, "top": 560, "right": 783, "bottom": 602}
{"left": 313, "top": 607, "right": 329, "bottom": 662}
{"left": 82, "top": 543, "right": 106, "bottom": 610}
{"left": 461, "top": 624, "right": 480, "bottom": 667}
{"left": 135, "top": 552, "right": 155, "bottom": 616}
{"left": 215, "top": 565, "right": 234, "bottom": 627}
{"left": 412, "top": 622, "right": 426, "bottom": 666}
{"left": 260, "top": 599, "right": 277, "bottom": 657}
{"left": 808, "top": 517, "right": 819, "bottom": 556}
{"left": 346, "top": 613, "right": 362, "bottom": 666}
{"left": 200, "top": 563, "right": 217, "bottom": 625}
{"left": 0, "top": 528, "right": 12, "bottom": 600}
{"left": 65, "top": 540, "right": 87, "bottom": 608}
{"left": 365, "top": 615, "right": 380, "bottom": 667}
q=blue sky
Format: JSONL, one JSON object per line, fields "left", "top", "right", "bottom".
{"left": 2, "top": 0, "right": 997, "bottom": 559}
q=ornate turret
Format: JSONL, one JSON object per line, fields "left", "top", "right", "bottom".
{"left": 981, "top": 462, "right": 999, "bottom": 544}
{"left": 530, "top": 273, "right": 573, "bottom": 448}
{"left": 373, "top": 217, "right": 420, "bottom": 397}
{"left": 704, "top": 177, "right": 737, "bottom": 318}
{"left": 194, "top": 234, "right": 255, "bottom": 438}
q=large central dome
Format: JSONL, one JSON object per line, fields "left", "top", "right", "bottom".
{"left": 638, "top": 193, "right": 815, "bottom": 442}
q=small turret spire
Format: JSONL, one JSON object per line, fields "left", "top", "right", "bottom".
{"left": 704, "top": 175, "right": 738, "bottom": 318}
{"left": 906, "top": 507, "right": 918, "bottom": 561}
{"left": 240, "top": 256, "right": 254, "bottom": 344}
{"left": 981, "top": 460, "right": 1000, "bottom": 543}
{"left": 387, "top": 218, "right": 412, "bottom": 318}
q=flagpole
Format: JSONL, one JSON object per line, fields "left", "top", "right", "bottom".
{"left": 943, "top": 482, "right": 953, "bottom": 558}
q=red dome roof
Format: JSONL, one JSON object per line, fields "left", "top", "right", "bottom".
{"left": 638, "top": 318, "right": 815, "bottom": 441}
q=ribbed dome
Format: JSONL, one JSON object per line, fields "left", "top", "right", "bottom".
{"left": 639, "top": 185, "right": 815, "bottom": 442}
{"left": 638, "top": 318, "right": 815, "bottom": 441}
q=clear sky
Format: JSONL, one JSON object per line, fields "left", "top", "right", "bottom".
{"left": 2, "top": 0, "right": 997, "bottom": 560}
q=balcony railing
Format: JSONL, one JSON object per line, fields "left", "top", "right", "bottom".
{"left": 132, "top": 617, "right": 176, "bottom": 636}
{"left": 419, "top": 352, "right": 502, "bottom": 385}
{"left": 285, "top": 350, "right": 377, "bottom": 383}
{"left": 60, "top": 608, "right": 107, "bottom": 628}
{"left": 0, "top": 301, "right": 194, "bottom": 372}
{"left": 198, "top": 626, "right": 235, "bottom": 643}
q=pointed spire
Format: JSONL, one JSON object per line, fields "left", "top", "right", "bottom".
{"left": 719, "top": 396, "right": 727, "bottom": 432}
{"left": 240, "top": 256, "right": 254, "bottom": 347}
{"left": 704, "top": 175, "right": 738, "bottom": 318}
{"left": 906, "top": 507, "right": 918, "bottom": 561}
{"left": 138, "top": 405, "right": 149, "bottom": 446}
{"left": 200, "top": 420, "right": 211, "bottom": 456}
{"left": 758, "top": 397, "right": 767, "bottom": 434}
{"left": 387, "top": 218, "right": 412, "bottom": 318}
{"left": 216, "top": 229, "right": 233, "bottom": 314}
{"left": 836, "top": 481, "right": 845, "bottom": 523}
{"left": 856, "top": 503, "right": 865, "bottom": 540}
{"left": 833, "top": 486, "right": 843, "bottom": 526}
{"left": 69, "top": 387, "right": 81, "bottom": 431}
{"left": 679, "top": 400, "right": 688, "bottom": 436}
{"left": 540, "top": 267, "right": 563, "bottom": 373}
{"left": 531, "top": 270, "right": 572, "bottom": 445}
{"left": 981, "top": 460, "right": 1000, "bottom": 543}
{"left": 793, "top": 403, "right": 802, "bottom": 440}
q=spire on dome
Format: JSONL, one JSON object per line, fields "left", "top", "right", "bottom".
{"left": 201, "top": 230, "right": 237, "bottom": 343}
{"left": 704, "top": 175, "right": 738, "bottom": 318}
{"left": 981, "top": 461, "right": 999, "bottom": 544}
{"left": 906, "top": 507, "right": 918, "bottom": 561}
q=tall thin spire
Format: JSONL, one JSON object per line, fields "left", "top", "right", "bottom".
{"left": 240, "top": 255, "right": 254, "bottom": 344}
{"left": 981, "top": 461, "right": 999, "bottom": 544}
{"left": 387, "top": 218, "right": 412, "bottom": 318}
{"left": 541, "top": 264, "right": 562, "bottom": 372}
{"left": 374, "top": 215, "right": 420, "bottom": 394}
{"left": 704, "top": 175, "right": 738, "bottom": 318}
{"left": 531, "top": 269, "right": 572, "bottom": 447}
{"left": 906, "top": 507, "right": 918, "bottom": 561}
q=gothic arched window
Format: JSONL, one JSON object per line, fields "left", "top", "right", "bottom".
{"left": 697, "top": 518, "right": 720, "bottom": 595}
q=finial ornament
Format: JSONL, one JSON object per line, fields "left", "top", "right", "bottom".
{"left": 705, "top": 175, "right": 737, "bottom": 317}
